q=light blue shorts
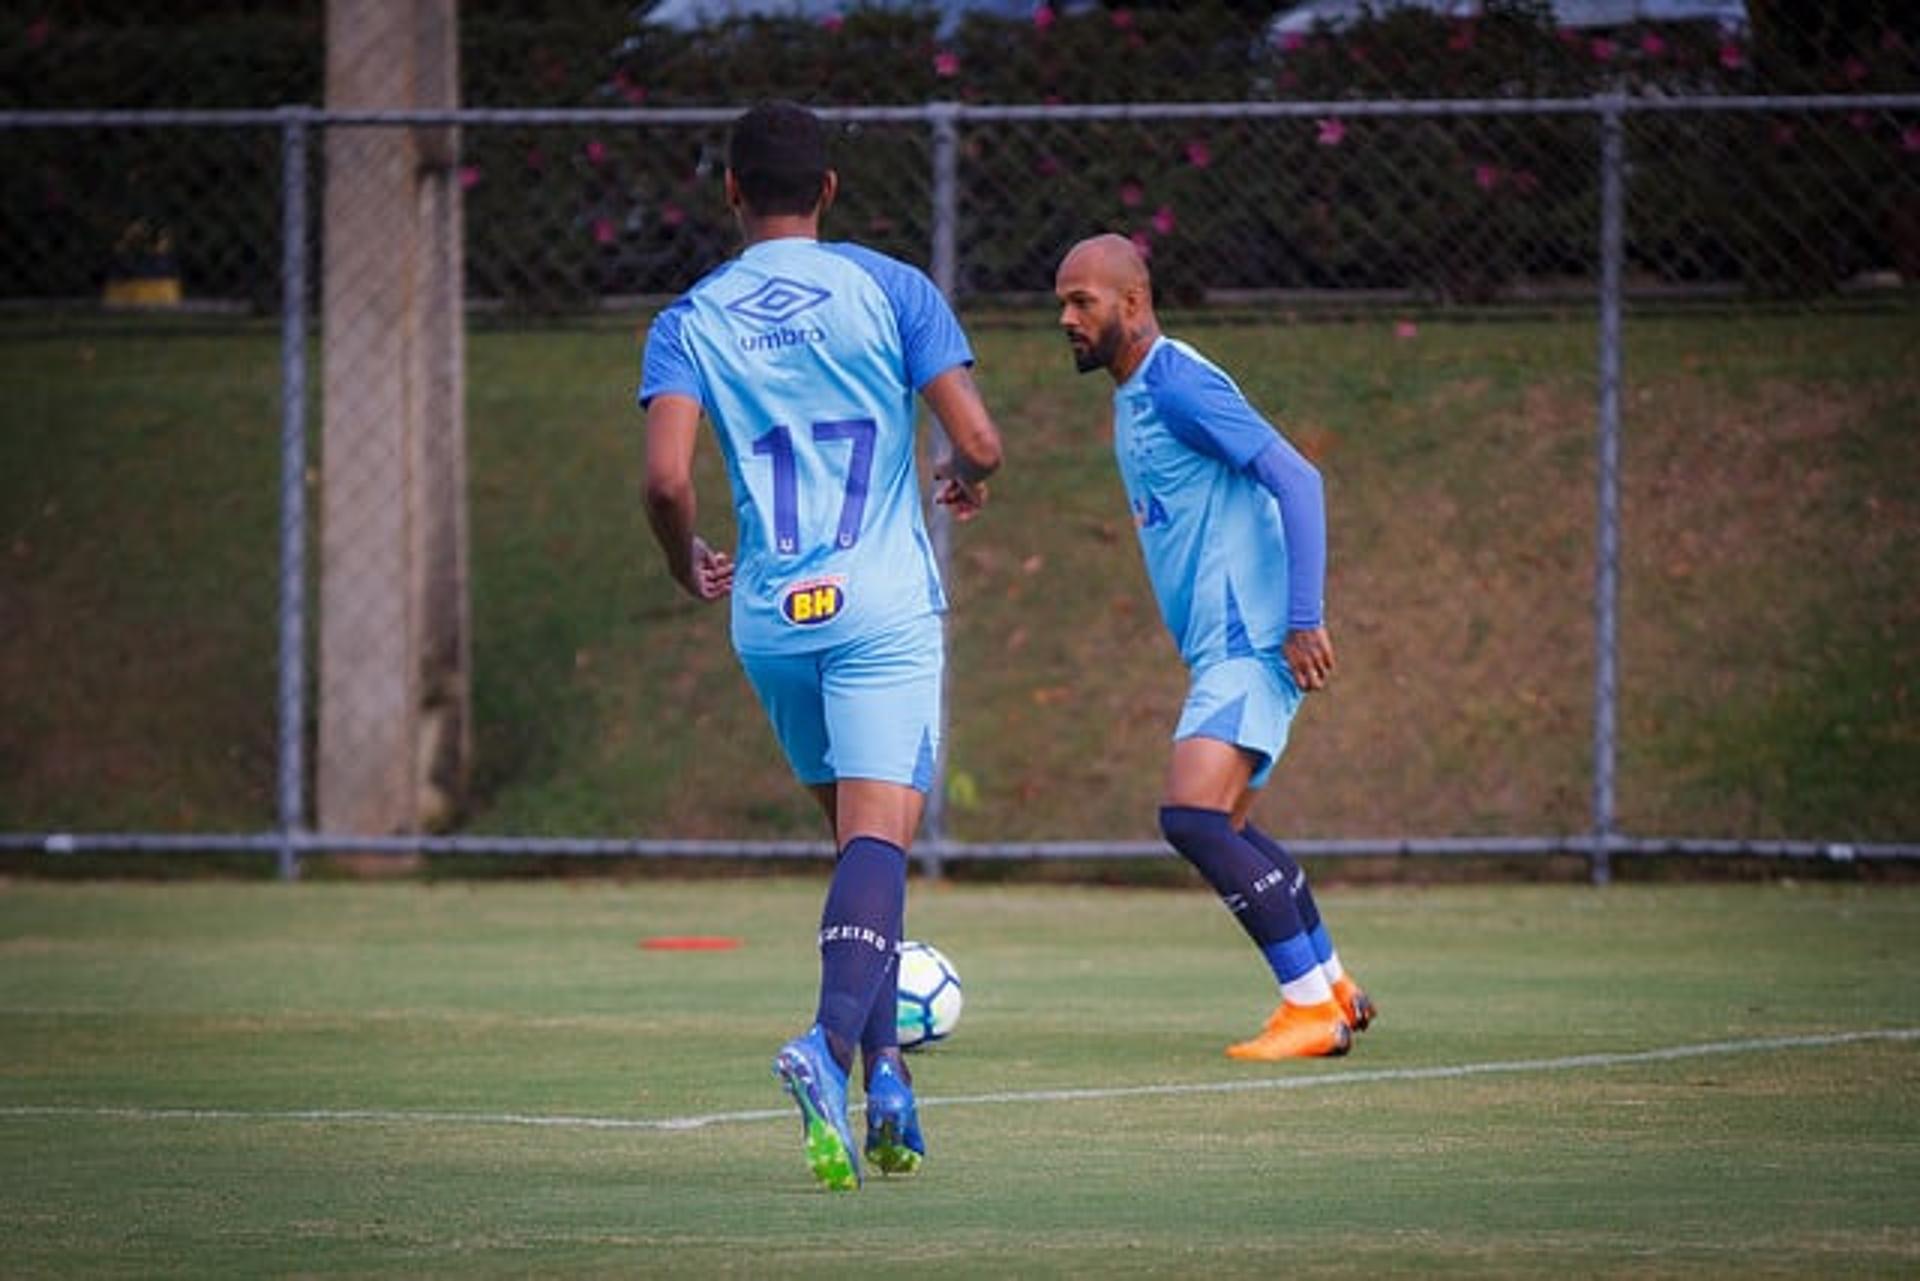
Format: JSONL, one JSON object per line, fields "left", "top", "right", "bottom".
{"left": 1173, "top": 654, "right": 1304, "bottom": 790}
{"left": 738, "top": 612, "right": 944, "bottom": 792}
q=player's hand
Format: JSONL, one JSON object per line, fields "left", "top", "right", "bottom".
{"left": 933, "top": 460, "right": 989, "bottom": 522}
{"left": 686, "top": 536, "right": 733, "bottom": 602}
{"left": 1284, "top": 626, "right": 1335, "bottom": 692}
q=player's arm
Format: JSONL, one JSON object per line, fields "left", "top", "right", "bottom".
{"left": 1247, "top": 439, "right": 1334, "bottom": 691}
{"left": 1158, "top": 360, "right": 1333, "bottom": 689}
{"left": 642, "top": 392, "right": 732, "bottom": 602}
{"left": 921, "top": 365, "right": 1003, "bottom": 522}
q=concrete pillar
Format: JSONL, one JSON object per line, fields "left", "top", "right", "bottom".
{"left": 318, "top": 0, "right": 469, "bottom": 841}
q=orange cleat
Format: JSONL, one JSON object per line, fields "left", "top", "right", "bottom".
{"left": 1330, "top": 975, "right": 1376, "bottom": 1032}
{"left": 1226, "top": 999, "right": 1352, "bottom": 1061}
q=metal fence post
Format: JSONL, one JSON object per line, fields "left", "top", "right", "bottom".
{"left": 276, "top": 106, "right": 313, "bottom": 882}
{"left": 1589, "top": 95, "right": 1627, "bottom": 887}
{"left": 917, "top": 100, "right": 962, "bottom": 882}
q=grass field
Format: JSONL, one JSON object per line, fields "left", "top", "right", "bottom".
{"left": 2, "top": 306, "right": 1915, "bottom": 848}
{"left": 3, "top": 878, "right": 1917, "bottom": 1276}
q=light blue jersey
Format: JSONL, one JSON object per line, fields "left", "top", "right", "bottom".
{"left": 641, "top": 237, "right": 972, "bottom": 655}
{"left": 1114, "top": 337, "right": 1327, "bottom": 673}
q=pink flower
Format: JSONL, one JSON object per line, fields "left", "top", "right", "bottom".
{"left": 1771, "top": 122, "right": 1796, "bottom": 146}
{"left": 592, "top": 218, "right": 616, "bottom": 245}
{"left": 1035, "top": 153, "right": 1061, "bottom": 177}
{"left": 458, "top": 164, "right": 481, "bottom": 190}
{"left": 1118, "top": 180, "right": 1144, "bottom": 208}
{"left": 26, "top": 15, "right": 51, "bottom": 47}
{"left": 584, "top": 139, "right": 608, "bottom": 166}
{"left": 1184, "top": 138, "right": 1212, "bottom": 169}
{"left": 1448, "top": 23, "right": 1474, "bottom": 52}
{"left": 1640, "top": 33, "right": 1666, "bottom": 58}
{"left": 1315, "top": 117, "right": 1346, "bottom": 147}
{"left": 1394, "top": 318, "right": 1418, "bottom": 340}
{"left": 1129, "top": 231, "right": 1152, "bottom": 259}
{"left": 1279, "top": 31, "right": 1306, "bottom": 53}
{"left": 1032, "top": 4, "right": 1055, "bottom": 32}
{"left": 1843, "top": 57, "right": 1869, "bottom": 82}
{"left": 526, "top": 146, "right": 547, "bottom": 171}
{"left": 1719, "top": 41, "right": 1744, "bottom": 70}
{"left": 819, "top": 13, "right": 843, "bottom": 32}
{"left": 1557, "top": 27, "right": 1580, "bottom": 46}
{"left": 1511, "top": 169, "right": 1541, "bottom": 195}
{"left": 1473, "top": 163, "right": 1501, "bottom": 191}
{"left": 1904, "top": 126, "right": 1920, "bottom": 153}
{"left": 1850, "top": 111, "right": 1872, "bottom": 132}
{"left": 661, "top": 202, "right": 685, "bottom": 227}
{"left": 1590, "top": 37, "right": 1617, "bottom": 62}
{"left": 933, "top": 49, "right": 960, "bottom": 77}
{"left": 1110, "top": 9, "right": 1134, "bottom": 30}
{"left": 1151, "top": 204, "right": 1176, "bottom": 236}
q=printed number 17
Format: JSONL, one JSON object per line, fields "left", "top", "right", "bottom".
{"left": 751, "top": 418, "right": 876, "bottom": 555}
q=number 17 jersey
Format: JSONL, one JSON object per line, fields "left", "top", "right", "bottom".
{"left": 639, "top": 237, "right": 974, "bottom": 655}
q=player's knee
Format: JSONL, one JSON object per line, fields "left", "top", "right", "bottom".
{"left": 1159, "top": 804, "right": 1230, "bottom": 858}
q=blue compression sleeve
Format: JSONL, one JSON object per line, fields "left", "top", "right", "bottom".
{"left": 1246, "top": 438, "right": 1327, "bottom": 630}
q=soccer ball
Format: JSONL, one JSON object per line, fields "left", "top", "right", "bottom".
{"left": 895, "top": 939, "right": 964, "bottom": 1049}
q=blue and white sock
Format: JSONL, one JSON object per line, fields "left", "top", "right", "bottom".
{"left": 1160, "top": 806, "right": 1333, "bottom": 1007}
{"left": 1242, "top": 821, "right": 1347, "bottom": 983}
{"left": 814, "top": 835, "right": 905, "bottom": 1070}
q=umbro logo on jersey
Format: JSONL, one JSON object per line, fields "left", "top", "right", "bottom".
{"left": 726, "top": 276, "right": 831, "bottom": 325}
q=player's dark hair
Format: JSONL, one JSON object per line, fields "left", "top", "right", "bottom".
{"left": 727, "top": 99, "right": 830, "bottom": 217}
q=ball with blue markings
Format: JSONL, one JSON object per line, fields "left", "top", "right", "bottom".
{"left": 895, "top": 940, "right": 964, "bottom": 1049}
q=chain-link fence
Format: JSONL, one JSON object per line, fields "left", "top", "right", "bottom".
{"left": 2, "top": 90, "right": 1916, "bottom": 878}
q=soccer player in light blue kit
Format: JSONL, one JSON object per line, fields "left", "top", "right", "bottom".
{"left": 1054, "top": 234, "right": 1374, "bottom": 1060}
{"left": 640, "top": 102, "right": 1003, "bottom": 1190}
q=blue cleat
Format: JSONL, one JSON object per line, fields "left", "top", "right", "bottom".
{"left": 863, "top": 1056, "right": 925, "bottom": 1176}
{"left": 772, "top": 1026, "right": 861, "bottom": 1191}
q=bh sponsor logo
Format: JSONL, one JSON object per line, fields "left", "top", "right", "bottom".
{"left": 781, "top": 577, "right": 847, "bottom": 627}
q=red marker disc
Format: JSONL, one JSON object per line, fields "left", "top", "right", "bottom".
{"left": 639, "top": 935, "right": 743, "bottom": 951}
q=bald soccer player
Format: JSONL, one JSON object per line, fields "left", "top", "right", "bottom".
{"left": 1054, "top": 234, "right": 1373, "bottom": 1060}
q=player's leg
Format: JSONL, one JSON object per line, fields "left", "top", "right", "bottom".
{"left": 821, "top": 614, "right": 943, "bottom": 1172}
{"left": 742, "top": 649, "right": 865, "bottom": 1189}
{"left": 857, "top": 949, "right": 924, "bottom": 1175}
{"left": 1161, "top": 661, "right": 1349, "bottom": 1060}
{"left": 1237, "top": 818, "right": 1375, "bottom": 1031}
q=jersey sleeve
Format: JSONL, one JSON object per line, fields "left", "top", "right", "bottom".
{"left": 1149, "top": 352, "right": 1278, "bottom": 470}
{"left": 638, "top": 298, "right": 702, "bottom": 409}
{"left": 1247, "top": 438, "right": 1328, "bottom": 630}
{"left": 822, "top": 243, "right": 972, "bottom": 390}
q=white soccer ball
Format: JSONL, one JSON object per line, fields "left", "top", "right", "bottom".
{"left": 895, "top": 939, "right": 964, "bottom": 1049}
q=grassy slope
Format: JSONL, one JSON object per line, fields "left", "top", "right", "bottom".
{"left": 0, "top": 880, "right": 1916, "bottom": 1275}
{"left": 1, "top": 308, "right": 1915, "bottom": 844}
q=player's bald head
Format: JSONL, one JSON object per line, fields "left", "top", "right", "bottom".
{"left": 1056, "top": 234, "right": 1159, "bottom": 379}
{"left": 1056, "top": 233, "right": 1151, "bottom": 297}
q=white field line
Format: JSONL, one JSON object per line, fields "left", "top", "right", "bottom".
{"left": 2, "top": 1028, "right": 1914, "bottom": 1135}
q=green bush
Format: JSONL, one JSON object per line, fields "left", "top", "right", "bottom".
{"left": 1, "top": 1, "right": 1912, "bottom": 308}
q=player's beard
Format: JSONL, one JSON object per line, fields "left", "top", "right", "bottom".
{"left": 1071, "top": 315, "right": 1124, "bottom": 374}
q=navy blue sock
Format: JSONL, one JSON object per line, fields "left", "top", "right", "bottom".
{"left": 1160, "top": 805, "right": 1318, "bottom": 985}
{"left": 1242, "top": 821, "right": 1336, "bottom": 965}
{"left": 859, "top": 950, "right": 901, "bottom": 1054}
{"left": 814, "top": 836, "right": 905, "bottom": 1071}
